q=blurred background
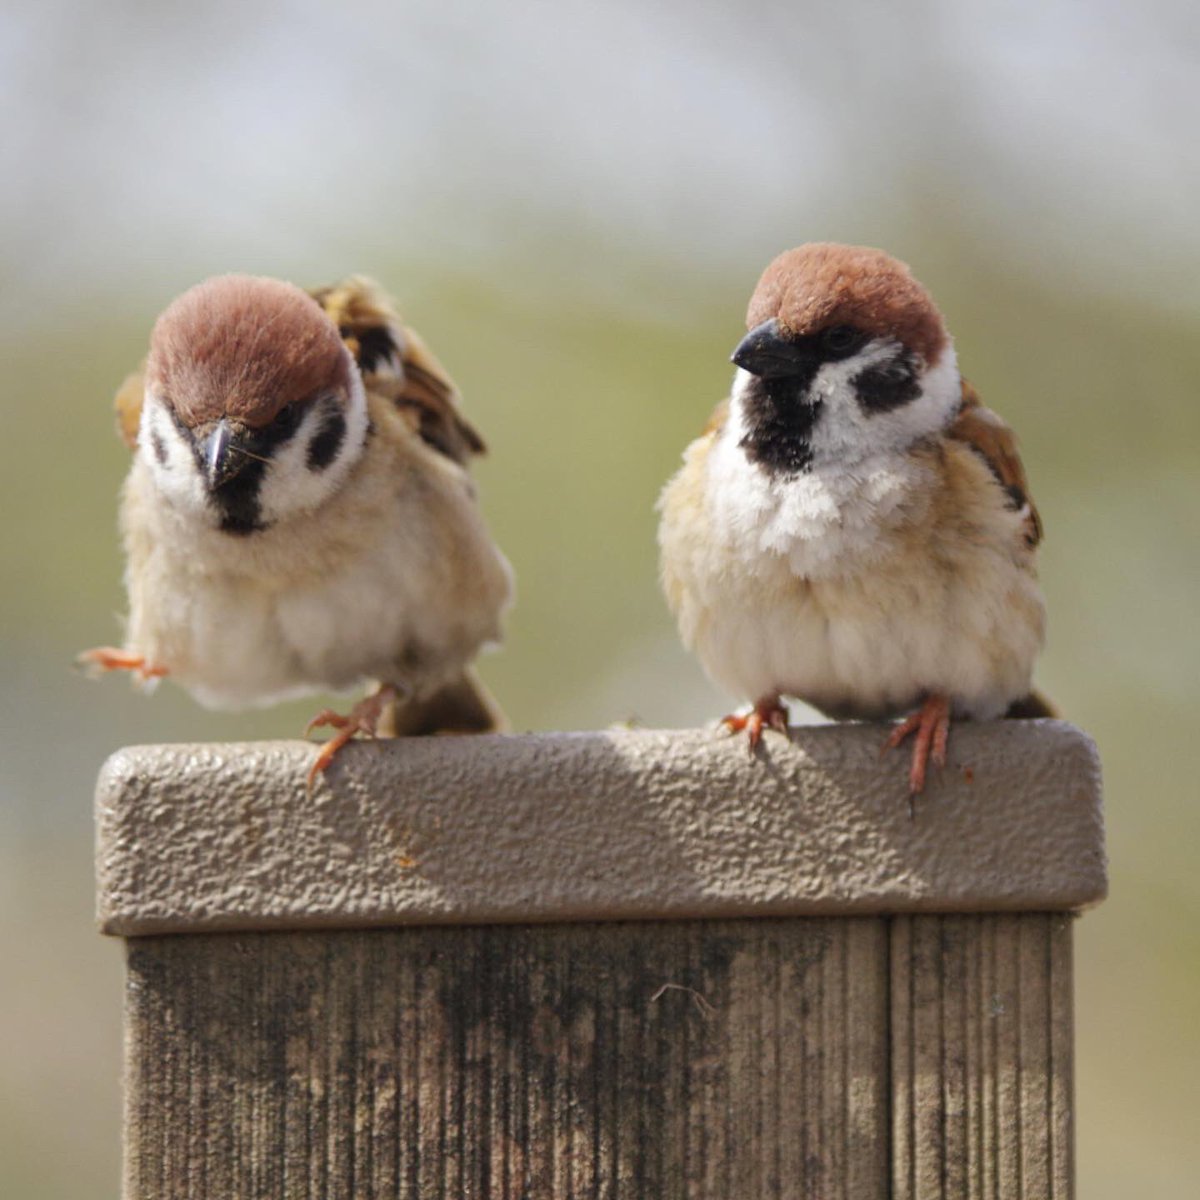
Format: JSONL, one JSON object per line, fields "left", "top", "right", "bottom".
{"left": 1, "top": 0, "right": 1197, "bottom": 1194}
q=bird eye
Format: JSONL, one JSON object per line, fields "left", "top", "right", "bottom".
{"left": 274, "top": 402, "right": 300, "bottom": 431}
{"left": 821, "top": 325, "right": 862, "bottom": 354}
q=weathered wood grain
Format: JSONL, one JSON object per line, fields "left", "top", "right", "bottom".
{"left": 124, "top": 918, "right": 889, "bottom": 1199}
{"left": 890, "top": 914, "right": 1074, "bottom": 1200}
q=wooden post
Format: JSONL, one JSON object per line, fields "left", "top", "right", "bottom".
{"left": 96, "top": 722, "right": 1104, "bottom": 1199}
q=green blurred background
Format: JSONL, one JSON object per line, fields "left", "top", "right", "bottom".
{"left": 2, "top": 1, "right": 1197, "bottom": 1194}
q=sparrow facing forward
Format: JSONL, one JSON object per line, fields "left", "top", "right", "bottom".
{"left": 82, "top": 274, "right": 514, "bottom": 781}
{"left": 658, "top": 243, "right": 1050, "bottom": 795}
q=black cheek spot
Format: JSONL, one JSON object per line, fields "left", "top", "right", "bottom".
{"left": 306, "top": 411, "right": 346, "bottom": 471}
{"left": 150, "top": 431, "right": 168, "bottom": 466}
{"left": 853, "top": 354, "right": 921, "bottom": 414}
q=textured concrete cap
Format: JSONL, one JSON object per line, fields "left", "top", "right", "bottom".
{"left": 95, "top": 721, "right": 1105, "bottom": 936}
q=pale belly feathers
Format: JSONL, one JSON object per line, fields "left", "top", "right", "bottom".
{"left": 122, "top": 460, "right": 510, "bottom": 710}
{"left": 662, "top": 430, "right": 1044, "bottom": 720}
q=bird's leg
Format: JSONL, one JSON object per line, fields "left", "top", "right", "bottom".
{"left": 75, "top": 647, "right": 168, "bottom": 685}
{"left": 721, "top": 695, "right": 790, "bottom": 751}
{"left": 882, "top": 693, "right": 952, "bottom": 796}
{"left": 305, "top": 683, "right": 400, "bottom": 787}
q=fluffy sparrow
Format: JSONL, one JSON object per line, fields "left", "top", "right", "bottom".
{"left": 658, "top": 243, "right": 1051, "bottom": 795}
{"left": 81, "top": 274, "right": 514, "bottom": 782}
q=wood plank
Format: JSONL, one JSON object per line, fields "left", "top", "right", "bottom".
{"left": 124, "top": 918, "right": 888, "bottom": 1199}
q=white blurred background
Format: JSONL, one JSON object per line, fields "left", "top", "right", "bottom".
{"left": 2, "top": 2, "right": 1197, "bottom": 1194}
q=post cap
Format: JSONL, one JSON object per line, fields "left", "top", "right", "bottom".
{"left": 96, "top": 721, "right": 1105, "bottom": 936}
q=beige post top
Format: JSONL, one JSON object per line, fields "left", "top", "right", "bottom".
{"left": 95, "top": 721, "right": 1104, "bottom": 937}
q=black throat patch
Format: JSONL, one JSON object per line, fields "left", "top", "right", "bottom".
{"left": 738, "top": 370, "right": 823, "bottom": 476}
{"left": 211, "top": 460, "right": 270, "bottom": 536}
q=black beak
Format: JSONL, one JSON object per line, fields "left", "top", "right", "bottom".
{"left": 731, "top": 318, "right": 814, "bottom": 379}
{"left": 200, "top": 419, "right": 251, "bottom": 489}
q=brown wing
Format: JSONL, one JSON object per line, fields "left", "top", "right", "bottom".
{"left": 949, "top": 379, "right": 1043, "bottom": 547}
{"left": 702, "top": 397, "right": 730, "bottom": 437}
{"left": 309, "top": 277, "right": 486, "bottom": 467}
{"left": 114, "top": 365, "right": 146, "bottom": 449}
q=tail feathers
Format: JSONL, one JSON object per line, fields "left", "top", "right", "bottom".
{"left": 1004, "top": 690, "right": 1058, "bottom": 720}
{"left": 381, "top": 668, "right": 506, "bottom": 738}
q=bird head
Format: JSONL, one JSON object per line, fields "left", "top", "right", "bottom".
{"left": 729, "top": 243, "right": 960, "bottom": 474}
{"left": 140, "top": 274, "right": 368, "bottom": 534}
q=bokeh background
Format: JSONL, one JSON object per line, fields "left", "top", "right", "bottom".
{"left": 2, "top": 1, "right": 1197, "bottom": 1195}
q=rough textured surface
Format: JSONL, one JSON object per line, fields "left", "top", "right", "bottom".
{"left": 123, "top": 919, "right": 889, "bottom": 1200}
{"left": 890, "top": 914, "right": 1074, "bottom": 1199}
{"left": 96, "top": 722, "right": 1105, "bottom": 935}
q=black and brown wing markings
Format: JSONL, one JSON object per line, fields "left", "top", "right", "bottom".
{"left": 311, "top": 277, "right": 486, "bottom": 468}
{"left": 950, "top": 379, "right": 1043, "bottom": 548}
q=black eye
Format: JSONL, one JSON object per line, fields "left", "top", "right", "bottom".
{"left": 821, "top": 325, "right": 862, "bottom": 355}
{"left": 274, "top": 402, "right": 301, "bottom": 432}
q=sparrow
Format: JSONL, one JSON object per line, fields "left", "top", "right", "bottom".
{"left": 658, "top": 242, "right": 1051, "bottom": 796}
{"left": 80, "top": 274, "right": 514, "bottom": 783}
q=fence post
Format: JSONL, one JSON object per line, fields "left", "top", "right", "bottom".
{"left": 95, "top": 721, "right": 1104, "bottom": 1199}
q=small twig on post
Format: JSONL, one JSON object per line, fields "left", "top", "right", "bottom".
{"left": 650, "top": 982, "right": 716, "bottom": 1019}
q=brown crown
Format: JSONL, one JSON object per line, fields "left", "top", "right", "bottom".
{"left": 746, "top": 243, "right": 948, "bottom": 365}
{"left": 146, "top": 275, "right": 352, "bottom": 428}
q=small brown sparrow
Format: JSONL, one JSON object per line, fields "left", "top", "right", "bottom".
{"left": 658, "top": 243, "right": 1051, "bottom": 795}
{"left": 80, "top": 274, "right": 514, "bottom": 782}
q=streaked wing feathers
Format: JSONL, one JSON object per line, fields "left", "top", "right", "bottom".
{"left": 114, "top": 367, "right": 145, "bottom": 449}
{"left": 949, "top": 379, "right": 1043, "bottom": 547}
{"left": 310, "top": 277, "right": 486, "bottom": 466}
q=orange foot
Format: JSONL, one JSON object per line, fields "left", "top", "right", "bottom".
{"left": 721, "top": 696, "right": 789, "bottom": 752}
{"left": 883, "top": 694, "right": 952, "bottom": 797}
{"left": 75, "top": 646, "right": 169, "bottom": 685}
{"left": 304, "top": 683, "right": 399, "bottom": 788}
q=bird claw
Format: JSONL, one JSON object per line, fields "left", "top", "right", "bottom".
{"left": 882, "top": 694, "right": 951, "bottom": 798}
{"left": 305, "top": 684, "right": 399, "bottom": 789}
{"left": 304, "top": 708, "right": 351, "bottom": 736}
{"left": 721, "top": 698, "right": 789, "bottom": 752}
{"left": 75, "top": 646, "right": 168, "bottom": 685}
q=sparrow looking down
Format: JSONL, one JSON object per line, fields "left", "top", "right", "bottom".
{"left": 81, "top": 274, "right": 514, "bottom": 782}
{"left": 658, "top": 243, "right": 1051, "bottom": 795}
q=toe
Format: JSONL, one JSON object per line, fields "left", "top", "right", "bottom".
{"left": 305, "top": 709, "right": 349, "bottom": 737}
{"left": 307, "top": 729, "right": 353, "bottom": 788}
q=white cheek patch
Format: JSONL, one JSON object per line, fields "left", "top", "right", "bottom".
{"left": 256, "top": 369, "right": 369, "bottom": 526}
{"left": 808, "top": 340, "right": 961, "bottom": 467}
{"left": 138, "top": 392, "right": 211, "bottom": 517}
